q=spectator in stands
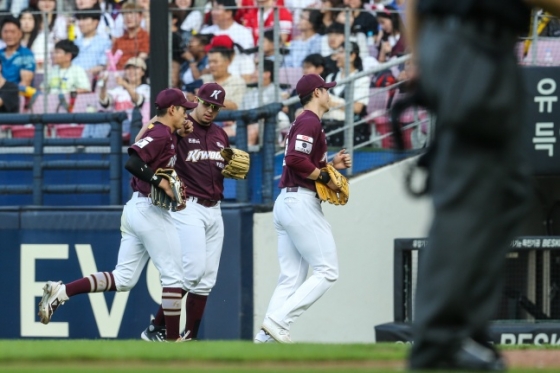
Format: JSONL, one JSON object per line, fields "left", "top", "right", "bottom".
{"left": 283, "top": 8, "right": 323, "bottom": 68}
{"left": 321, "top": 22, "right": 344, "bottom": 76}
{"left": 85, "top": 56, "right": 149, "bottom": 138}
{"left": 74, "top": 0, "right": 122, "bottom": 39}
{"left": 200, "top": 47, "right": 246, "bottom": 110}
{"left": 73, "top": 8, "right": 112, "bottom": 76}
{"left": 0, "top": 59, "right": 21, "bottom": 113}
{"left": 171, "top": 0, "right": 203, "bottom": 45}
{"left": 181, "top": 33, "right": 211, "bottom": 89}
{"left": 320, "top": 0, "right": 343, "bottom": 33}
{"left": 112, "top": 1, "right": 149, "bottom": 70}
{"left": 200, "top": 0, "right": 255, "bottom": 56}
{"left": 0, "top": 16, "right": 35, "bottom": 87}
{"left": 0, "top": 0, "right": 29, "bottom": 18}
{"left": 205, "top": 34, "right": 254, "bottom": 83}
{"left": 260, "top": 29, "right": 287, "bottom": 64}
{"left": 375, "top": 5, "right": 405, "bottom": 63}
{"left": 241, "top": 59, "right": 290, "bottom": 146}
{"left": 239, "top": 0, "right": 293, "bottom": 45}
{"left": 19, "top": 8, "right": 40, "bottom": 51}
{"left": 135, "top": 0, "right": 150, "bottom": 32}
{"left": 343, "top": 0, "right": 377, "bottom": 36}
{"left": 45, "top": 39, "right": 91, "bottom": 94}
{"left": 36, "top": 0, "right": 68, "bottom": 41}
{"left": 302, "top": 53, "right": 328, "bottom": 79}
{"left": 323, "top": 41, "right": 370, "bottom": 146}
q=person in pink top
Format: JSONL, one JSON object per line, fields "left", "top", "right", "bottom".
{"left": 255, "top": 74, "right": 352, "bottom": 343}
{"left": 37, "top": 88, "right": 197, "bottom": 342}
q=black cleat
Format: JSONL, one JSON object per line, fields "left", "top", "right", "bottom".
{"left": 140, "top": 322, "right": 166, "bottom": 342}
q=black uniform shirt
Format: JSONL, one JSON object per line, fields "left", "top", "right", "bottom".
{"left": 417, "top": 0, "right": 531, "bottom": 33}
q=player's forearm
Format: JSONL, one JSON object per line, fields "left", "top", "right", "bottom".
{"left": 125, "top": 152, "right": 161, "bottom": 185}
{"left": 406, "top": 0, "right": 419, "bottom": 57}
{"left": 525, "top": 0, "right": 560, "bottom": 17}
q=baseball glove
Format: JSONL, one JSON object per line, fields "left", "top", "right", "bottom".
{"left": 220, "top": 147, "right": 250, "bottom": 179}
{"left": 150, "top": 168, "right": 187, "bottom": 212}
{"left": 315, "top": 164, "right": 350, "bottom": 205}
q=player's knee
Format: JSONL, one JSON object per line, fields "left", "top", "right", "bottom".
{"left": 318, "top": 266, "right": 338, "bottom": 284}
{"left": 112, "top": 271, "right": 138, "bottom": 292}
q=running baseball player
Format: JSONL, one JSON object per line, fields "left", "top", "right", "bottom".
{"left": 137, "top": 83, "right": 246, "bottom": 341}
{"left": 255, "top": 74, "right": 352, "bottom": 343}
{"left": 37, "top": 88, "right": 197, "bottom": 342}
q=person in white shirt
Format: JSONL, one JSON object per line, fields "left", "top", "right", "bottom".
{"left": 200, "top": 0, "right": 254, "bottom": 58}
{"left": 86, "top": 56, "right": 150, "bottom": 138}
{"left": 45, "top": 39, "right": 91, "bottom": 94}
{"left": 73, "top": 8, "right": 112, "bottom": 76}
{"left": 323, "top": 41, "right": 371, "bottom": 146}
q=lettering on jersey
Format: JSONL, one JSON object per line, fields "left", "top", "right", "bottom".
{"left": 185, "top": 149, "right": 225, "bottom": 163}
{"left": 296, "top": 134, "right": 314, "bottom": 143}
{"left": 166, "top": 155, "right": 177, "bottom": 168}
{"left": 217, "top": 141, "right": 225, "bottom": 149}
{"left": 321, "top": 152, "right": 328, "bottom": 163}
{"left": 134, "top": 136, "right": 153, "bottom": 149}
{"left": 216, "top": 162, "right": 225, "bottom": 169}
{"left": 295, "top": 134, "right": 313, "bottom": 154}
{"left": 188, "top": 138, "right": 201, "bottom": 144}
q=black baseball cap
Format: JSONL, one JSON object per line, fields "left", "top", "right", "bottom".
{"left": 296, "top": 74, "right": 336, "bottom": 98}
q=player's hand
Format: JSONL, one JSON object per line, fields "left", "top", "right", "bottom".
{"left": 177, "top": 120, "right": 194, "bottom": 137}
{"left": 158, "top": 177, "right": 176, "bottom": 200}
{"left": 327, "top": 178, "right": 341, "bottom": 192}
{"left": 332, "top": 149, "right": 352, "bottom": 170}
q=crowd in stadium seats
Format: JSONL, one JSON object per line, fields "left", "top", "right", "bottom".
{"left": 0, "top": 0, "right": 423, "bottom": 148}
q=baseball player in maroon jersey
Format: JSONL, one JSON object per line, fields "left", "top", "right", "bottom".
{"left": 37, "top": 88, "right": 197, "bottom": 342}
{"left": 136, "top": 83, "right": 234, "bottom": 341}
{"left": 255, "top": 74, "right": 352, "bottom": 343}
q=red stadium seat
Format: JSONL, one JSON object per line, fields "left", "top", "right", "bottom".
{"left": 10, "top": 124, "right": 36, "bottom": 138}
{"left": 372, "top": 115, "right": 413, "bottom": 149}
{"left": 54, "top": 124, "right": 85, "bottom": 138}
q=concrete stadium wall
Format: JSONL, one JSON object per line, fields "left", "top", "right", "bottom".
{"left": 252, "top": 158, "right": 433, "bottom": 343}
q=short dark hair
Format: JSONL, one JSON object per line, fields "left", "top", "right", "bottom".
{"left": 300, "top": 92, "right": 314, "bottom": 107}
{"left": 326, "top": 22, "right": 344, "bottom": 35}
{"left": 1, "top": 15, "right": 21, "bottom": 31}
{"left": 75, "top": 6, "right": 102, "bottom": 22}
{"left": 208, "top": 47, "right": 234, "bottom": 61}
{"left": 306, "top": 9, "right": 324, "bottom": 34}
{"left": 55, "top": 39, "right": 80, "bottom": 60}
{"left": 215, "top": 0, "right": 236, "bottom": 18}
{"left": 156, "top": 105, "right": 181, "bottom": 117}
{"left": 263, "top": 59, "right": 274, "bottom": 82}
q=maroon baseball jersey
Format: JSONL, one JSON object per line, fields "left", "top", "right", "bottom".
{"left": 279, "top": 110, "right": 328, "bottom": 192}
{"left": 129, "top": 121, "right": 178, "bottom": 196}
{"left": 173, "top": 114, "right": 230, "bottom": 201}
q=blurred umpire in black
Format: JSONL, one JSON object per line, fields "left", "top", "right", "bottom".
{"left": 405, "top": 0, "right": 560, "bottom": 371}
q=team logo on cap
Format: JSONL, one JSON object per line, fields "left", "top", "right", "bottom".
{"left": 210, "top": 90, "right": 222, "bottom": 100}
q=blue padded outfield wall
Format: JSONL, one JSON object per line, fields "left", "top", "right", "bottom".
{"left": 0, "top": 150, "right": 407, "bottom": 206}
{"left": 0, "top": 204, "right": 253, "bottom": 340}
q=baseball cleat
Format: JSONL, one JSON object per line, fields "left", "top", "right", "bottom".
{"left": 262, "top": 318, "right": 293, "bottom": 344}
{"left": 254, "top": 328, "right": 276, "bottom": 344}
{"left": 38, "top": 281, "right": 68, "bottom": 325}
{"left": 141, "top": 322, "right": 167, "bottom": 342}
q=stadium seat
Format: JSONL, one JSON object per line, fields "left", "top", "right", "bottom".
{"left": 9, "top": 124, "right": 36, "bottom": 138}
{"left": 277, "top": 67, "right": 302, "bottom": 91}
{"left": 54, "top": 124, "right": 85, "bottom": 138}
{"left": 372, "top": 115, "right": 413, "bottom": 150}
{"left": 520, "top": 38, "right": 560, "bottom": 66}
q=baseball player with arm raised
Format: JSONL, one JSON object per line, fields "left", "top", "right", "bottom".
{"left": 37, "top": 88, "right": 197, "bottom": 342}
{"left": 137, "top": 83, "right": 248, "bottom": 341}
{"left": 255, "top": 74, "right": 352, "bottom": 343}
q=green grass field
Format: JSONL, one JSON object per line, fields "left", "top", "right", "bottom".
{"left": 0, "top": 340, "right": 559, "bottom": 373}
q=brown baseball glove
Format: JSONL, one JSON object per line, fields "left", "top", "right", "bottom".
{"left": 220, "top": 147, "right": 250, "bottom": 179}
{"left": 315, "top": 164, "right": 350, "bottom": 205}
{"left": 150, "top": 168, "right": 187, "bottom": 212}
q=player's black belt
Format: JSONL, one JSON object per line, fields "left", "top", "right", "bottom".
{"left": 286, "top": 187, "right": 299, "bottom": 192}
{"left": 188, "top": 196, "right": 219, "bottom": 208}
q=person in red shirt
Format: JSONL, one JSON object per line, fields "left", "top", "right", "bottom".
{"left": 255, "top": 74, "right": 352, "bottom": 343}
{"left": 112, "top": 1, "right": 150, "bottom": 70}
{"left": 239, "top": 0, "right": 293, "bottom": 44}
{"left": 37, "top": 88, "right": 197, "bottom": 342}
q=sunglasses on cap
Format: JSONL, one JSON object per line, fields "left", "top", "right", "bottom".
{"left": 197, "top": 97, "right": 221, "bottom": 113}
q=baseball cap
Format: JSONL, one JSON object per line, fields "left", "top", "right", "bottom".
{"left": 197, "top": 83, "right": 226, "bottom": 107}
{"left": 124, "top": 57, "right": 147, "bottom": 71}
{"left": 155, "top": 88, "right": 198, "bottom": 110}
{"left": 296, "top": 74, "right": 336, "bottom": 98}
{"left": 205, "top": 34, "right": 234, "bottom": 53}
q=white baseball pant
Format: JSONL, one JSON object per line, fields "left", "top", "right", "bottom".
{"left": 113, "top": 192, "right": 184, "bottom": 291}
{"left": 265, "top": 187, "right": 339, "bottom": 329}
{"left": 171, "top": 198, "right": 224, "bottom": 296}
